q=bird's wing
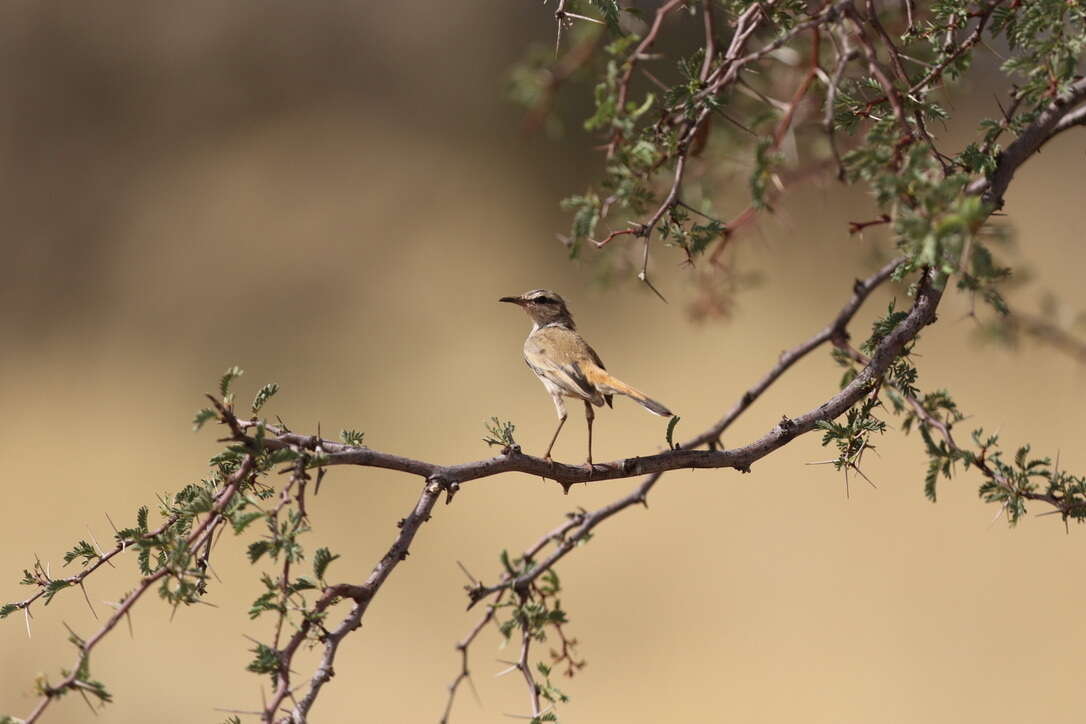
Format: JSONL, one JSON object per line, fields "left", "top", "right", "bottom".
{"left": 584, "top": 343, "right": 614, "bottom": 408}
{"left": 524, "top": 326, "right": 605, "bottom": 403}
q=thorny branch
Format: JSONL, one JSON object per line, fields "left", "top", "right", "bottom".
{"left": 6, "top": 513, "right": 183, "bottom": 624}
{"left": 438, "top": 590, "right": 504, "bottom": 724}
{"left": 837, "top": 339, "right": 1082, "bottom": 520}
{"left": 275, "top": 479, "right": 443, "bottom": 724}
{"left": 231, "top": 263, "right": 934, "bottom": 493}
{"left": 967, "top": 77, "right": 1086, "bottom": 206}
{"left": 20, "top": 456, "right": 257, "bottom": 724}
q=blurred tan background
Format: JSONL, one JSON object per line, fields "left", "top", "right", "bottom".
{"left": 2, "top": 3, "right": 1085, "bottom": 723}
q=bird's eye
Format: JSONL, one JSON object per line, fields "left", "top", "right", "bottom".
{"left": 533, "top": 296, "right": 553, "bottom": 305}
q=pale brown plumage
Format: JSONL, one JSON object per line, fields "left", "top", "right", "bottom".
{"left": 500, "top": 289, "right": 673, "bottom": 465}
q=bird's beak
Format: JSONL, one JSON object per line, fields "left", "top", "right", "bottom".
{"left": 499, "top": 296, "right": 525, "bottom": 305}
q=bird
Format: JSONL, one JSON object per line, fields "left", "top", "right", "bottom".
{"left": 499, "top": 289, "right": 673, "bottom": 466}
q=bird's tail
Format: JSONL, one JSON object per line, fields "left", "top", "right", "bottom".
{"left": 585, "top": 366, "right": 673, "bottom": 417}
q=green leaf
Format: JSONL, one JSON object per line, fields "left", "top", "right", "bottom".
{"left": 483, "top": 417, "right": 518, "bottom": 448}
{"left": 924, "top": 458, "right": 940, "bottom": 502}
{"left": 340, "top": 429, "right": 365, "bottom": 446}
{"left": 63, "top": 540, "right": 98, "bottom": 567}
{"left": 137, "top": 547, "right": 153, "bottom": 576}
{"left": 0, "top": 603, "right": 19, "bottom": 619}
{"left": 193, "top": 408, "right": 217, "bottom": 432}
{"left": 247, "top": 540, "right": 272, "bottom": 564}
{"left": 251, "top": 383, "right": 279, "bottom": 414}
{"left": 42, "top": 579, "right": 72, "bottom": 605}
{"left": 219, "top": 365, "right": 244, "bottom": 397}
{"left": 246, "top": 641, "right": 280, "bottom": 677}
{"left": 248, "top": 591, "right": 280, "bottom": 619}
{"left": 265, "top": 448, "right": 299, "bottom": 466}
{"left": 232, "top": 511, "right": 266, "bottom": 534}
{"left": 589, "top": 0, "right": 622, "bottom": 34}
{"left": 665, "top": 416, "right": 680, "bottom": 450}
{"left": 291, "top": 577, "right": 318, "bottom": 593}
{"left": 313, "top": 547, "right": 340, "bottom": 581}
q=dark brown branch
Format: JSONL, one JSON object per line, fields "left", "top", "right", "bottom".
{"left": 968, "top": 78, "right": 1086, "bottom": 207}
{"left": 239, "top": 262, "right": 930, "bottom": 491}
{"left": 276, "top": 478, "right": 444, "bottom": 723}
{"left": 695, "top": 257, "right": 903, "bottom": 447}
{"left": 263, "top": 453, "right": 317, "bottom": 721}
{"left": 439, "top": 591, "right": 504, "bottom": 724}
{"left": 849, "top": 214, "right": 892, "bottom": 234}
{"left": 518, "top": 626, "right": 543, "bottom": 718}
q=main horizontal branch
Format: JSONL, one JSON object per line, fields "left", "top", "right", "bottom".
{"left": 227, "top": 262, "right": 936, "bottom": 494}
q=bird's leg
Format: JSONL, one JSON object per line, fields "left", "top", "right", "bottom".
{"left": 544, "top": 413, "right": 567, "bottom": 462}
{"left": 544, "top": 394, "right": 568, "bottom": 462}
{"left": 584, "top": 400, "right": 595, "bottom": 469}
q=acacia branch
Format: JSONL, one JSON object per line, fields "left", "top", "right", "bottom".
{"left": 236, "top": 266, "right": 933, "bottom": 494}
{"left": 967, "top": 77, "right": 1086, "bottom": 207}
{"left": 21, "top": 455, "right": 256, "bottom": 724}
{"left": 837, "top": 340, "right": 1074, "bottom": 517}
{"left": 7, "top": 513, "right": 182, "bottom": 621}
{"left": 218, "top": 259, "right": 921, "bottom": 504}
{"left": 268, "top": 477, "right": 444, "bottom": 723}
{"left": 698, "top": 256, "right": 903, "bottom": 446}
{"left": 438, "top": 591, "right": 504, "bottom": 724}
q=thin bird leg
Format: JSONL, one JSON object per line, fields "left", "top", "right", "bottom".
{"left": 544, "top": 394, "right": 568, "bottom": 461}
{"left": 584, "top": 400, "right": 595, "bottom": 467}
{"left": 544, "top": 415, "right": 567, "bottom": 461}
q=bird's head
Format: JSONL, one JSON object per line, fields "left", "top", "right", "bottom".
{"left": 499, "top": 289, "right": 575, "bottom": 329}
